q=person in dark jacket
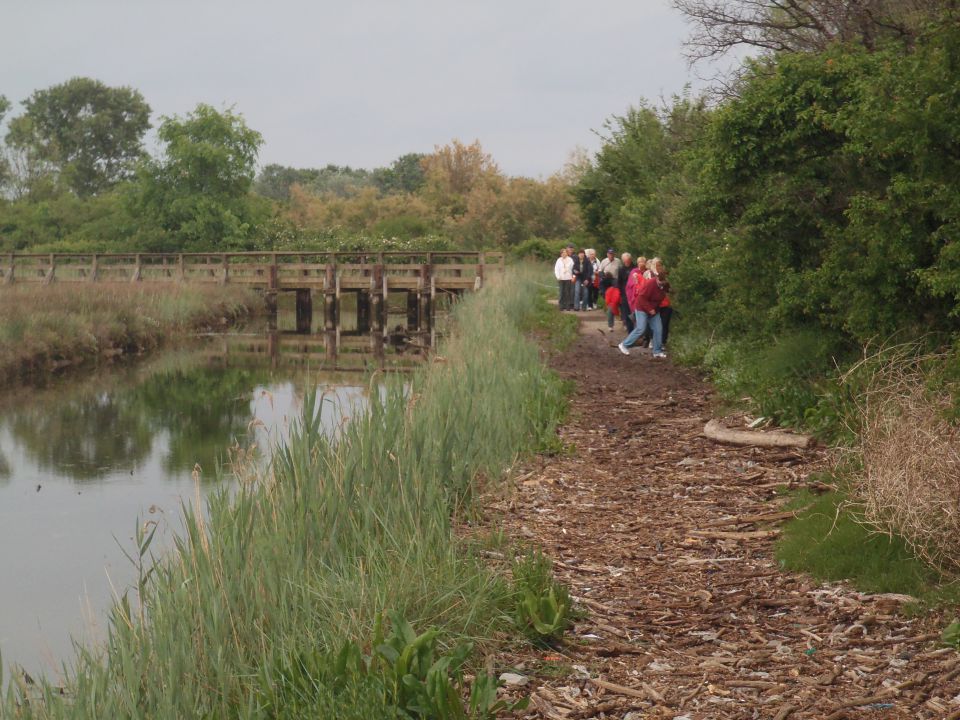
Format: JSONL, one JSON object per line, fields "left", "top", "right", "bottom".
{"left": 573, "top": 249, "right": 593, "bottom": 311}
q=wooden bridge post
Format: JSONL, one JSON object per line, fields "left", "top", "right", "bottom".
{"left": 371, "top": 263, "right": 384, "bottom": 333}
{"left": 90, "top": 254, "right": 99, "bottom": 282}
{"left": 477, "top": 251, "right": 485, "bottom": 290}
{"left": 295, "top": 288, "right": 312, "bottom": 334}
{"left": 325, "top": 329, "right": 338, "bottom": 365}
{"left": 44, "top": 254, "right": 56, "bottom": 285}
{"left": 267, "top": 331, "right": 279, "bottom": 370}
{"left": 131, "top": 254, "right": 142, "bottom": 283}
{"left": 2, "top": 253, "right": 12, "bottom": 285}
{"left": 357, "top": 290, "right": 371, "bottom": 333}
{"left": 406, "top": 290, "right": 419, "bottom": 330}
{"left": 324, "top": 262, "right": 336, "bottom": 331}
{"left": 418, "top": 263, "right": 431, "bottom": 332}
{"left": 177, "top": 254, "right": 185, "bottom": 282}
{"left": 220, "top": 254, "right": 229, "bottom": 285}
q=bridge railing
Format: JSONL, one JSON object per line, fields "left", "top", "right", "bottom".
{"left": 0, "top": 251, "right": 505, "bottom": 288}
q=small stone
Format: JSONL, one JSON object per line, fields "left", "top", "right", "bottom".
{"left": 498, "top": 672, "right": 528, "bottom": 686}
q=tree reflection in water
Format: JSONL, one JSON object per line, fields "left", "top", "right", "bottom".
{"left": 4, "top": 353, "right": 272, "bottom": 484}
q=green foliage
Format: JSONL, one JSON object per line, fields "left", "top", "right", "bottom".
{"left": 128, "top": 104, "right": 264, "bottom": 251}
{"left": 777, "top": 488, "right": 960, "bottom": 606}
{"left": 372, "top": 214, "right": 437, "bottom": 239}
{"left": 942, "top": 621, "right": 960, "bottom": 650}
{"left": 372, "top": 153, "right": 428, "bottom": 195}
{"left": 5, "top": 77, "right": 151, "bottom": 197}
{"left": 262, "top": 612, "right": 526, "bottom": 720}
{"left": 510, "top": 550, "right": 571, "bottom": 645}
{"left": 511, "top": 237, "right": 565, "bottom": 260}
{"left": 573, "top": 17, "right": 960, "bottom": 440}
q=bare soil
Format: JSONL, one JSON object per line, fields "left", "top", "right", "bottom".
{"left": 492, "top": 312, "right": 959, "bottom": 720}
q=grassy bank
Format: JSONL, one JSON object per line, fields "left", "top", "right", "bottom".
{"left": 0, "top": 283, "right": 261, "bottom": 385}
{"left": 2, "top": 270, "right": 570, "bottom": 718}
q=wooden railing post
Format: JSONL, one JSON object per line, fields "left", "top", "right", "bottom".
{"left": 90, "top": 253, "right": 99, "bottom": 282}
{"left": 324, "top": 261, "right": 336, "bottom": 331}
{"left": 220, "top": 254, "right": 229, "bottom": 285}
{"left": 177, "top": 254, "right": 185, "bottom": 282}
{"left": 131, "top": 254, "right": 142, "bottom": 282}
{"left": 44, "top": 253, "right": 56, "bottom": 285}
{"left": 3, "top": 253, "right": 13, "bottom": 284}
{"left": 371, "top": 263, "right": 384, "bottom": 332}
{"left": 477, "top": 251, "right": 485, "bottom": 290}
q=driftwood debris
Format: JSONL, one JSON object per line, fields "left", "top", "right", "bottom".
{"left": 703, "top": 419, "right": 813, "bottom": 449}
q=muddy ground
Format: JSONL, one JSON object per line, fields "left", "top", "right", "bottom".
{"left": 491, "top": 312, "right": 959, "bottom": 720}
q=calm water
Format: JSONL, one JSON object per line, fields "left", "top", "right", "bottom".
{"left": 0, "top": 298, "right": 432, "bottom": 676}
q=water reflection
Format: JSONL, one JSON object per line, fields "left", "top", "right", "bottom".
{"left": 0, "top": 315, "right": 422, "bottom": 675}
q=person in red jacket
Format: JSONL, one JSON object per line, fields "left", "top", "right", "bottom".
{"left": 617, "top": 270, "right": 669, "bottom": 358}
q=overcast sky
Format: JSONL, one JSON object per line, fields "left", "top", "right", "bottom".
{"left": 4, "top": 0, "right": 733, "bottom": 177}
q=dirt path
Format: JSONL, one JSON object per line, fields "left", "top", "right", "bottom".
{"left": 494, "top": 312, "right": 959, "bottom": 720}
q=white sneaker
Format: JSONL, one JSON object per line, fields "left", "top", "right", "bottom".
{"left": 652, "top": 352, "right": 667, "bottom": 359}
{"left": 617, "top": 343, "right": 630, "bottom": 356}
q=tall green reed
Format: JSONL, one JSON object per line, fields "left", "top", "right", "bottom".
{"left": 4, "top": 268, "right": 567, "bottom": 719}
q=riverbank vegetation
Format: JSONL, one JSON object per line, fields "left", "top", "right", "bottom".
{"left": 2, "top": 271, "right": 572, "bottom": 718}
{"left": 0, "top": 81, "right": 582, "bottom": 255}
{"left": 0, "top": 283, "right": 260, "bottom": 386}
{"left": 570, "top": 2, "right": 960, "bottom": 602}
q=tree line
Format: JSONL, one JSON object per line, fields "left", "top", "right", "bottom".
{"left": 576, "top": 1, "right": 960, "bottom": 345}
{"left": 572, "top": 0, "right": 960, "bottom": 426}
{"left": 0, "top": 79, "right": 582, "bottom": 253}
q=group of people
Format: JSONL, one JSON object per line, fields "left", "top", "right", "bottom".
{"left": 554, "top": 245, "right": 672, "bottom": 359}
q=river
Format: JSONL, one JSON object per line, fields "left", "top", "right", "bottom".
{"left": 0, "top": 295, "right": 435, "bottom": 678}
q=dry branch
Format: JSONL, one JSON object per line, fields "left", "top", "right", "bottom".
{"left": 703, "top": 419, "right": 812, "bottom": 448}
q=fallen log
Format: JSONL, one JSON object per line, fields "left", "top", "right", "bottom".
{"left": 703, "top": 419, "right": 812, "bottom": 449}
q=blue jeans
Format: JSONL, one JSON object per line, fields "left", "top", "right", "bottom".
{"left": 574, "top": 280, "right": 589, "bottom": 310}
{"left": 622, "top": 310, "right": 663, "bottom": 352}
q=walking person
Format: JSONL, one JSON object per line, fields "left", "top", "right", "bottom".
{"left": 554, "top": 248, "right": 574, "bottom": 310}
{"left": 573, "top": 249, "right": 593, "bottom": 311}
{"left": 643, "top": 258, "right": 673, "bottom": 349}
{"left": 617, "top": 269, "right": 669, "bottom": 358}
{"left": 616, "top": 254, "right": 635, "bottom": 332}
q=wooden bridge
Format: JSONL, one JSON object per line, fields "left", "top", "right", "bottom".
{"left": 0, "top": 251, "right": 505, "bottom": 331}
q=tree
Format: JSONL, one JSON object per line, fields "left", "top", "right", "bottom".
{"left": 130, "top": 104, "right": 264, "bottom": 251}
{"left": 5, "top": 77, "right": 151, "bottom": 197}
{"left": 672, "top": 0, "right": 954, "bottom": 59}
{"left": 372, "top": 153, "right": 427, "bottom": 194}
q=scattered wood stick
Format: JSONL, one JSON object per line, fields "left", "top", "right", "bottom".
{"left": 589, "top": 677, "right": 657, "bottom": 702}
{"left": 773, "top": 704, "right": 798, "bottom": 720}
{"left": 704, "top": 508, "right": 807, "bottom": 527}
{"left": 690, "top": 529, "right": 781, "bottom": 541}
{"left": 704, "top": 419, "right": 812, "bottom": 449}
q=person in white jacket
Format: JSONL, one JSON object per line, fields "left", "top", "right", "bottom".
{"left": 554, "top": 248, "right": 575, "bottom": 310}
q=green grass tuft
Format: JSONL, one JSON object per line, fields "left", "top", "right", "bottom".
{"left": 776, "top": 488, "right": 960, "bottom": 608}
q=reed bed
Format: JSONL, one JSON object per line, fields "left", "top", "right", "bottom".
{"left": 0, "top": 283, "right": 260, "bottom": 384}
{"left": 3, "top": 269, "right": 567, "bottom": 718}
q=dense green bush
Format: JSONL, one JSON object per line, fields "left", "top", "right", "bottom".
{"left": 577, "top": 14, "right": 960, "bottom": 434}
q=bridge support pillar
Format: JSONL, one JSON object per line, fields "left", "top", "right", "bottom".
{"left": 371, "top": 264, "right": 385, "bottom": 333}
{"left": 357, "top": 290, "right": 371, "bottom": 333}
{"left": 324, "top": 263, "right": 337, "bottom": 331}
{"left": 295, "top": 288, "right": 312, "bottom": 334}
{"left": 418, "top": 263, "right": 432, "bottom": 332}
{"left": 325, "top": 329, "right": 338, "bottom": 365}
{"left": 406, "top": 290, "right": 419, "bottom": 330}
